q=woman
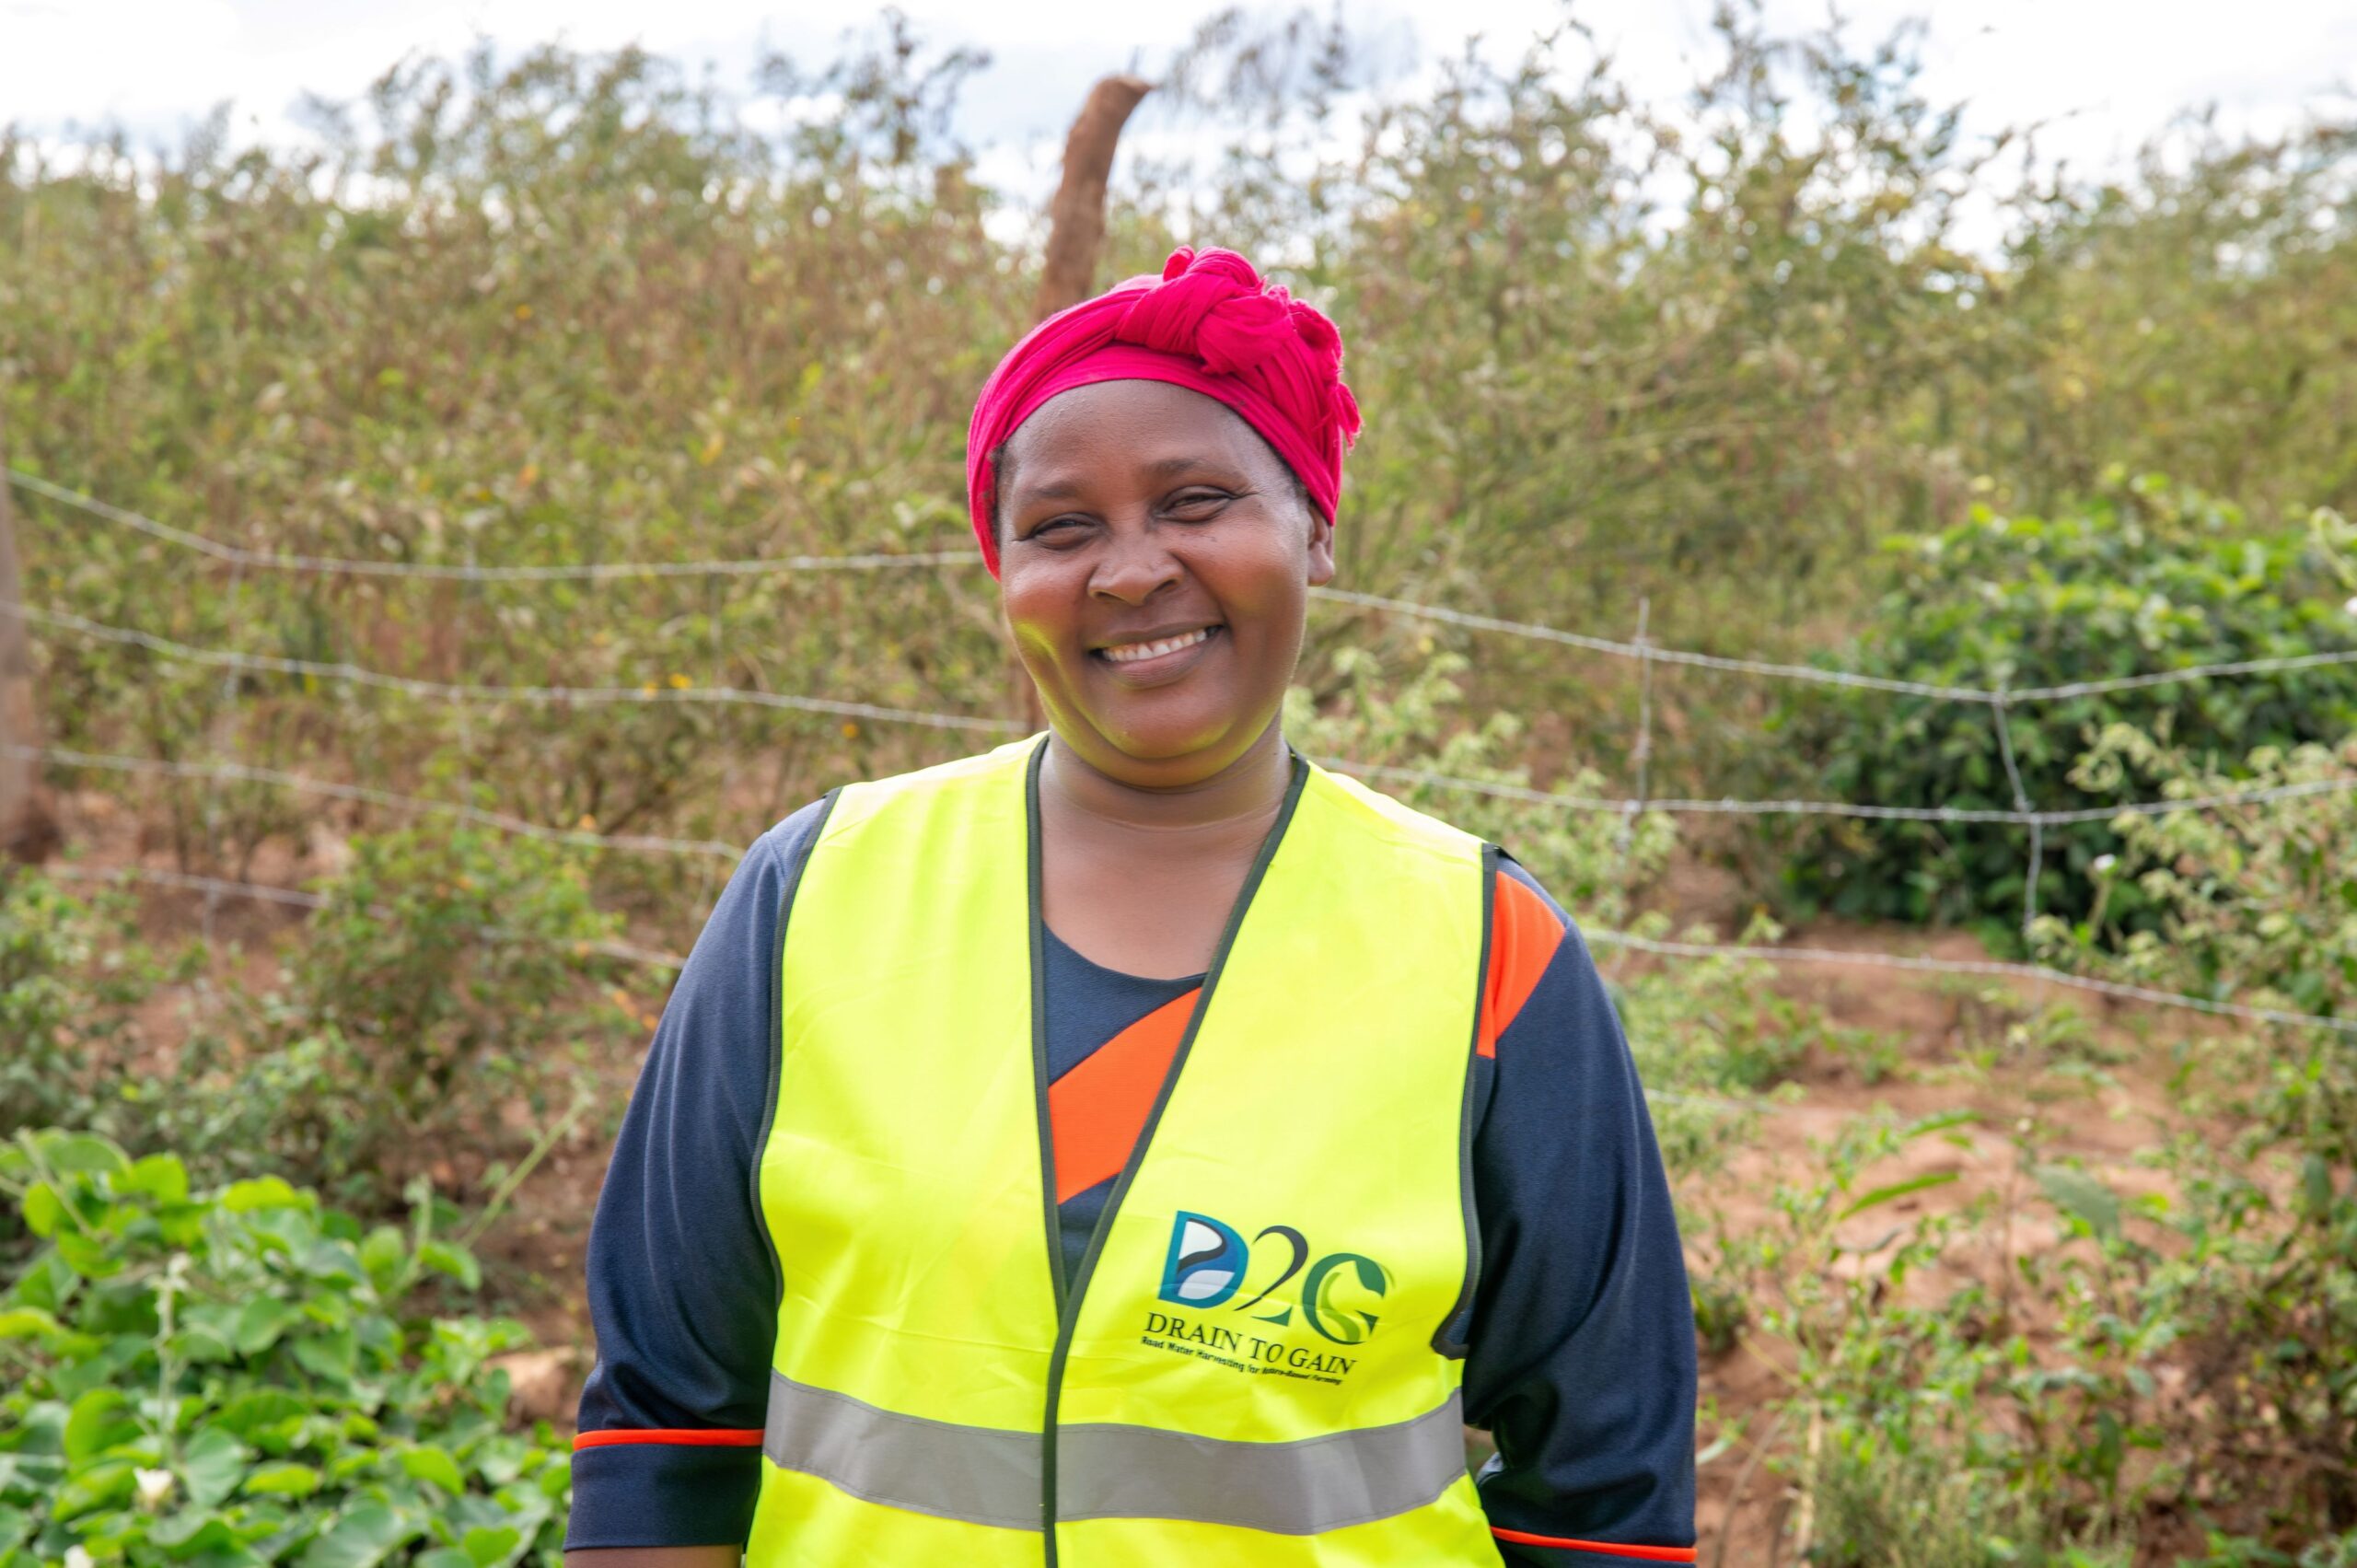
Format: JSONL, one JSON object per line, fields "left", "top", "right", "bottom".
{"left": 565, "top": 248, "right": 1697, "bottom": 1566}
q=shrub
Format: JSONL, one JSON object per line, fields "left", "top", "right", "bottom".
{"left": 0, "top": 874, "right": 170, "bottom": 1144}
{"left": 2034, "top": 726, "right": 2357, "bottom": 1536}
{"left": 1707, "top": 1089, "right": 2357, "bottom": 1560}
{"left": 203, "top": 824, "right": 632, "bottom": 1207}
{"left": 1775, "top": 476, "right": 2357, "bottom": 941}
{"left": 1285, "top": 645, "right": 1675, "bottom": 931}
{"left": 0, "top": 1128, "right": 569, "bottom": 1564}
{"left": 2, "top": 829, "right": 633, "bottom": 1213}
{"left": 2040, "top": 725, "right": 2357, "bottom": 1022}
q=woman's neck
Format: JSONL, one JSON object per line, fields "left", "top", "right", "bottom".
{"left": 1039, "top": 723, "right": 1292, "bottom": 838}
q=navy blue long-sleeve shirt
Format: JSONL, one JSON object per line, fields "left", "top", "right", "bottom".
{"left": 568, "top": 797, "right": 1697, "bottom": 1562}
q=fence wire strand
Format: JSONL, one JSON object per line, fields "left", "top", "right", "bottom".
{"left": 1312, "top": 586, "right": 2357, "bottom": 704}
{"left": 1325, "top": 758, "right": 2357, "bottom": 827}
{"left": 35, "top": 862, "right": 2346, "bottom": 1040}
{"left": 42, "top": 862, "right": 687, "bottom": 970}
{"left": 1583, "top": 929, "right": 2357, "bottom": 1038}
{"left": 8, "top": 743, "right": 741, "bottom": 860}
{"left": 15, "top": 471, "right": 2357, "bottom": 1043}
{"left": 18, "top": 588, "right": 2354, "bottom": 824}
{"left": 2, "top": 600, "right": 1023, "bottom": 734}
{"left": 7, "top": 470, "right": 970, "bottom": 579}
{"left": 22, "top": 469, "right": 2357, "bottom": 705}
{"left": 31, "top": 741, "right": 2356, "bottom": 897}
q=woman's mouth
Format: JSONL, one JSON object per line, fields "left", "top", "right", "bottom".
{"left": 1099, "top": 627, "right": 1215, "bottom": 664}
{"left": 1091, "top": 625, "right": 1224, "bottom": 679}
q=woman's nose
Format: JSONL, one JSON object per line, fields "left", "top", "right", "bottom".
{"left": 1088, "top": 521, "right": 1183, "bottom": 605}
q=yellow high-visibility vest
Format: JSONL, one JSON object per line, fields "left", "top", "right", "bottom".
{"left": 748, "top": 737, "right": 1504, "bottom": 1566}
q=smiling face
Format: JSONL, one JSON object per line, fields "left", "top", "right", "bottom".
{"left": 996, "top": 378, "right": 1336, "bottom": 789}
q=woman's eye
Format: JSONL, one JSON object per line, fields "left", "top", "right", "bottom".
{"left": 1025, "top": 517, "right": 1089, "bottom": 544}
{"left": 1167, "top": 490, "right": 1234, "bottom": 517}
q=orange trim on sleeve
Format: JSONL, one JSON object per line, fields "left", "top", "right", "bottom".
{"left": 574, "top": 1427, "right": 764, "bottom": 1450}
{"left": 1479, "top": 870, "right": 1566, "bottom": 1059}
{"left": 1049, "top": 988, "right": 1201, "bottom": 1202}
{"left": 1490, "top": 1527, "right": 1698, "bottom": 1562}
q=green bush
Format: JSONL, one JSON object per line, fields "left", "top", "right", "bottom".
{"left": 2039, "top": 726, "right": 2357, "bottom": 1021}
{"left": 273, "top": 824, "right": 622, "bottom": 1167}
{"left": 1285, "top": 645, "right": 1674, "bottom": 932}
{"left": 1776, "top": 476, "right": 2357, "bottom": 939}
{"left": 0, "top": 875, "right": 172, "bottom": 1144}
{"left": 2033, "top": 726, "right": 2357, "bottom": 1536}
{"left": 1, "top": 830, "right": 630, "bottom": 1213}
{"left": 0, "top": 1129, "right": 569, "bottom": 1565}
{"left": 168, "top": 823, "right": 633, "bottom": 1210}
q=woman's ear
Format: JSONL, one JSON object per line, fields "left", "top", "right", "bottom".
{"left": 1305, "top": 505, "right": 1337, "bottom": 587}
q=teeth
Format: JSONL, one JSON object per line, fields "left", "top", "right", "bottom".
{"left": 1102, "top": 628, "right": 1213, "bottom": 665}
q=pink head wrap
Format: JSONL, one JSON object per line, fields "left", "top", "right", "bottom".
{"left": 964, "top": 246, "right": 1362, "bottom": 575}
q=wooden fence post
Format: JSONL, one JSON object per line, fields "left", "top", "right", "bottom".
{"left": 1009, "top": 75, "right": 1155, "bottom": 729}
{"left": 1034, "top": 75, "right": 1153, "bottom": 321}
{"left": 0, "top": 456, "right": 61, "bottom": 864}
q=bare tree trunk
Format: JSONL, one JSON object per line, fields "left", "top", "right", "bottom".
{"left": 0, "top": 456, "right": 60, "bottom": 865}
{"left": 1009, "top": 75, "right": 1154, "bottom": 732}
{"left": 1033, "top": 75, "right": 1153, "bottom": 321}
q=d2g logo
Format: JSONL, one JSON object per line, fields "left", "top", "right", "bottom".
{"left": 1156, "top": 1211, "right": 1391, "bottom": 1345}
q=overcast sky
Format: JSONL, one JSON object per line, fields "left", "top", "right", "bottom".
{"left": 8, "top": 0, "right": 2354, "bottom": 199}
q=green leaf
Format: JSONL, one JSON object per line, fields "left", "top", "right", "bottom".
{"left": 414, "top": 1240, "right": 481, "bottom": 1292}
{"left": 21, "top": 1182, "right": 63, "bottom": 1238}
{"left": 1838, "top": 1171, "right": 1959, "bottom": 1220}
{"left": 358, "top": 1226, "right": 405, "bottom": 1292}
{"left": 296, "top": 1501, "right": 424, "bottom": 1568}
{"left": 460, "top": 1525, "right": 522, "bottom": 1568}
{"left": 149, "top": 1507, "right": 237, "bottom": 1552}
{"left": 52, "top": 1458, "right": 135, "bottom": 1519}
{"left": 216, "top": 1388, "right": 306, "bottom": 1437}
{"left": 37, "top": 1131, "right": 130, "bottom": 1174}
{"left": 292, "top": 1327, "right": 357, "bottom": 1383}
{"left": 55, "top": 1225, "right": 124, "bottom": 1277}
{"left": 0, "top": 1307, "right": 60, "bottom": 1341}
{"left": 2301, "top": 1154, "right": 2334, "bottom": 1219}
{"left": 470, "top": 1435, "right": 528, "bottom": 1486}
{"left": 299, "top": 1238, "right": 365, "bottom": 1288}
{"left": 118, "top": 1154, "right": 191, "bottom": 1204}
{"left": 180, "top": 1426, "right": 252, "bottom": 1508}
{"left": 416, "top": 1553, "right": 479, "bottom": 1568}
{"left": 234, "top": 1296, "right": 303, "bottom": 1357}
{"left": 243, "top": 1460, "right": 323, "bottom": 1497}
{"left": 2088, "top": 1408, "right": 2124, "bottom": 1484}
{"left": 400, "top": 1445, "right": 466, "bottom": 1497}
{"left": 177, "top": 1300, "right": 243, "bottom": 1364}
{"left": 2037, "top": 1164, "right": 2122, "bottom": 1240}
{"left": 222, "top": 1178, "right": 303, "bottom": 1214}
{"left": 64, "top": 1388, "right": 132, "bottom": 1461}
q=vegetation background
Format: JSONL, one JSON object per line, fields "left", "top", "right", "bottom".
{"left": 2, "top": 6, "right": 2354, "bottom": 1563}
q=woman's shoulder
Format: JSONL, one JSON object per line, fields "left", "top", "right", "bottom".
{"left": 745, "top": 796, "right": 834, "bottom": 881}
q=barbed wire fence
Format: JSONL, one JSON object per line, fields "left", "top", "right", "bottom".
{"left": 10, "top": 466, "right": 2357, "bottom": 1053}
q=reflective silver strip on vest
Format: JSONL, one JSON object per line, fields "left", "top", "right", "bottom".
{"left": 1058, "top": 1390, "right": 1468, "bottom": 1535}
{"left": 761, "top": 1371, "right": 1044, "bottom": 1530}
{"left": 763, "top": 1371, "right": 1465, "bottom": 1537}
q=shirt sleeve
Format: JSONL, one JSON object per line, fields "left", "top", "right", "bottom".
{"left": 565, "top": 802, "right": 829, "bottom": 1551}
{"left": 1463, "top": 858, "right": 1700, "bottom": 1564}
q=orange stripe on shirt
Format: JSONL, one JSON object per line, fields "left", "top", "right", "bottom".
{"left": 574, "top": 1428, "right": 764, "bottom": 1450}
{"left": 1490, "top": 1528, "right": 1698, "bottom": 1562}
{"left": 1479, "top": 869, "right": 1566, "bottom": 1059}
{"left": 1049, "top": 988, "right": 1200, "bottom": 1202}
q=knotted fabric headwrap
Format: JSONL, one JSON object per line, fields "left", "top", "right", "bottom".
{"left": 965, "top": 246, "right": 1363, "bottom": 576}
